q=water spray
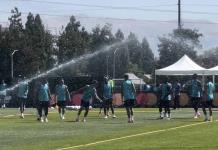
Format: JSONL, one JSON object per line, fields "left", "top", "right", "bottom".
{"left": 5, "top": 41, "right": 126, "bottom": 92}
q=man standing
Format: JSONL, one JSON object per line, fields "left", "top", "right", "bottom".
{"left": 121, "top": 74, "right": 136, "bottom": 123}
{"left": 17, "top": 76, "right": 29, "bottom": 118}
{"left": 188, "top": 74, "right": 202, "bottom": 119}
{"left": 0, "top": 80, "right": 7, "bottom": 109}
{"left": 159, "top": 80, "right": 172, "bottom": 120}
{"left": 75, "top": 80, "right": 102, "bottom": 122}
{"left": 37, "top": 79, "right": 52, "bottom": 123}
{"left": 55, "top": 78, "right": 70, "bottom": 120}
{"left": 173, "top": 80, "right": 181, "bottom": 110}
{"left": 202, "top": 77, "right": 215, "bottom": 122}
{"left": 103, "top": 76, "right": 116, "bottom": 119}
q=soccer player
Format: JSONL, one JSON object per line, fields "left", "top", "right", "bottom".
{"left": 0, "top": 79, "right": 7, "bottom": 109}
{"left": 187, "top": 74, "right": 202, "bottom": 119}
{"left": 202, "top": 77, "right": 215, "bottom": 122}
{"left": 121, "top": 74, "right": 136, "bottom": 123}
{"left": 173, "top": 80, "right": 181, "bottom": 110}
{"left": 37, "top": 79, "right": 52, "bottom": 123}
{"left": 17, "top": 76, "right": 29, "bottom": 118}
{"left": 159, "top": 80, "right": 172, "bottom": 120}
{"left": 103, "top": 76, "right": 116, "bottom": 119}
{"left": 75, "top": 80, "right": 102, "bottom": 122}
{"left": 55, "top": 78, "right": 70, "bottom": 120}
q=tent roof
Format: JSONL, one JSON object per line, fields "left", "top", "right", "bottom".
{"left": 125, "top": 73, "right": 145, "bottom": 84}
{"left": 205, "top": 66, "right": 218, "bottom": 75}
{"left": 155, "top": 55, "right": 206, "bottom": 75}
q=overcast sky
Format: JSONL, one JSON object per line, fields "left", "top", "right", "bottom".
{"left": 1, "top": 0, "right": 218, "bottom": 25}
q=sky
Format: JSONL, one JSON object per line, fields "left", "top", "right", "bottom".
{"left": 1, "top": 0, "right": 218, "bottom": 56}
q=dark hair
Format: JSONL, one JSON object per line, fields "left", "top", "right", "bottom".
{"left": 124, "top": 74, "right": 129, "bottom": 80}
{"left": 192, "top": 74, "right": 197, "bottom": 79}
{"left": 92, "top": 80, "right": 98, "bottom": 85}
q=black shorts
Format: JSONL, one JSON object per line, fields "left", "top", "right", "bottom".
{"left": 57, "top": 101, "right": 66, "bottom": 107}
{"left": 124, "top": 99, "right": 135, "bottom": 107}
{"left": 39, "top": 101, "right": 49, "bottom": 108}
{"left": 159, "top": 100, "right": 170, "bottom": 108}
{"left": 202, "top": 100, "right": 213, "bottom": 108}
{"left": 104, "top": 99, "right": 113, "bottom": 107}
{"left": 81, "top": 100, "right": 90, "bottom": 108}
{"left": 18, "top": 97, "right": 26, "bottom": 104}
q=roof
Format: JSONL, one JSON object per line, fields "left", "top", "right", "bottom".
{"left": 205, "top": 66, "right": 218, "bottom": 75}
{"left": 155, "top": 55, "right": 206, "bottom": 75}
{"left": 125, "top": 73, "right": 145, "bottom": 84}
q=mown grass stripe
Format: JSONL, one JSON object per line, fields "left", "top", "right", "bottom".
{"left": 56, "top": 120, "right": 212, "bottom": 150}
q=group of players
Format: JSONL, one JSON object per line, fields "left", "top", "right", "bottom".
{"left": 156, "top": 73, "right": 215, "bottom": 122}
{"left": 0, "top": 73, "right": 215, "bottom": 123}
{"left": 0, "top": 74, "right": 136, "bottom": 123}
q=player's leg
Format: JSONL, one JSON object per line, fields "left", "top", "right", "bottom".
{"left": 19, "top": 98, "right": 24, "bottom": 118}
{"left": 44, "top": 101, "right": 49, "bottom": 122}
{"left": 62, "top": 101, "right": 66, "bottom": 119}
{"left": 110, "top": 99, "right": 116, "bottom": 118}
{"left": 39, "top": 102, "right": 43, "bottom": 122}
{"left": 83, "top": 102, "right": 90, "bottom": 122}
{"left": 159, "top": 100, "right": 163, "bottom": 119}
{"left": 201, "top": 101, "right": 208, "bottom": 121}
{"left": 76, "top": 104, "right": 83, "bottom": 122}
{"left": 103, "top": 100, "right": 108, "bottom": 118}
{"left": 124, "top": 100, "right": 131, "bottom": 123}
{"left": 166, "top": 101, "right": 170, "bottom": 119}
{"left": 191, "top": 98, "right": 198, "bottom": 118}
{"left": 208, "top": 101, "right": 213, "bottom": 122}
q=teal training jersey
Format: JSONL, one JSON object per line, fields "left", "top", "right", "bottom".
{"left": 17, "top": 82, "right": 28, "bottom": 98}
{"left": 38, "top": 84, "right": 50, "bottom": 101}
{"left": 160, "top": 83, "right": 171, "bottom": 101}
{"left": 122, "top": 80, "right": 135, "bottom": 100}
{"left": 55, "top": 84, "right": 68, "bottom": 101}
{"left": 103, "top": 83, "right": 113, "bottom": 100}
{"left": 190, "top": 80, "right": 202, "bottom": 98}
{"left": 207, "top": 81, "right": 215, "bottom": 100}
{"left": 81, "top": 85, "right": 94, "bottom": 102}
{"left": 0, "top": 83, "right": 7, "bottom": 96}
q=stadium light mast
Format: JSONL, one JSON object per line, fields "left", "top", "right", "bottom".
{"left": 113, "top": 48, "right": 118, "bottom": 79}
{"left": 11, "top": 50, "right": 19, "bottom": 79}
{"left": 178, "top": 0, "right": 182, "bottom": 29}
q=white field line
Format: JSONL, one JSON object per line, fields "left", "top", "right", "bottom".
{"left": 56, "top": 121, "right": 215, "bottom": 150}
{"left": 1, "top": 112, "right": 57, "bottom": 118}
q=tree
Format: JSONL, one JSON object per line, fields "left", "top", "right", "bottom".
{"left": 199, "top": 47, "right": 218, "bottom": 68}
{"left": 141, "top": 38, "right": 154, "bottom": 74}
{"left": 115, "top": 29, "right": 124, "bottom": 42}
{"left": 57, "top": 16, "right": 90, "bottom": 63}
{"left": 22, "top": 13, "right": 55, "bottom": 75}
{"left": 158, "top": 28, "right": 202, "bottom": 68}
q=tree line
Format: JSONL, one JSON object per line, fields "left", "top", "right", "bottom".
{"left": 0, "top": 7, "right": 218, "bottom": 83}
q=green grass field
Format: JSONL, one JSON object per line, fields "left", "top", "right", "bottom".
{"left": 1, "top": 108, "right": 218, "bottom": 150}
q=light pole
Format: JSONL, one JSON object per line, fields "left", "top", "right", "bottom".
{"left": 113, "top": 48, "right": 118, "bottom": 79}
{"left": 11, "top": 50, "right": 19, "bottom": 79}
{"left": 106, "top": 56, "right": 109, "bottom": 77}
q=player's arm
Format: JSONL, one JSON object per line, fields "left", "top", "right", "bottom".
{"left": 54, "top": 85, "right": 58, "bottom": 103}
{"left": 121, "top": 83, "right": 124, "bottom": 101}
{"left": 25, "top": 83, "right": 29, "bottom": 96}
{"left": 93, "top": 88, "right": 102, "bottom": 102}
{"left": 65, "top": 86, "right": 71, "bottom": 101}
{"left": 131, "top": 81, "right": 136, "bottom": 96}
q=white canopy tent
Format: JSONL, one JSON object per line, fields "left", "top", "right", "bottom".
{"left": 155, "top": 55, "right": 206, "bottom": 76}
{"left": 205, "top": 66, "right": 218, "bottom": 84}
{"left": 206, "top": 66, "right": 218, "bottom": 75}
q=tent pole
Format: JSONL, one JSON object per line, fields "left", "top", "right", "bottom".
{"left": 155, "top": 74, "right": 156, "bottom": 85}
{"left": 213, "top": 75, "right": 215, "bottom": 85}
{"left": 202, "top": 75, "right": 205, "bottom": 91}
